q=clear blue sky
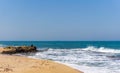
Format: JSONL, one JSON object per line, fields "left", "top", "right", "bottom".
{"left": 0, "top": 0, "right": 120, "bottom": 41}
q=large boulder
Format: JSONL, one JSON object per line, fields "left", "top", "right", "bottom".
{"left": 1, "top": 45, "right": 37, "bottom": 54}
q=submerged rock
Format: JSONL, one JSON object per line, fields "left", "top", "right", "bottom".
{"left": 1, "top": 45, "right": 37, "bottom": 54}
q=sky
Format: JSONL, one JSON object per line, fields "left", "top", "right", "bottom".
{"left": 0, "top": 0, "right": 120, "bottom": 41}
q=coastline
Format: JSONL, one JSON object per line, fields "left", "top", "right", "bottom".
{"left": 0, "top": 48, "right": 83, "bottom": 73}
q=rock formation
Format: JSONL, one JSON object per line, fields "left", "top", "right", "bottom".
{"left": 1, "top": 45, "right": 37, "bottom": 54}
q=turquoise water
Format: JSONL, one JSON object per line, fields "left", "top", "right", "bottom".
{"left": 0, "top": 41, "right": 120, "bottom": 49}
{"left": 0, "top": 41, "right": 120, "bottom": 73}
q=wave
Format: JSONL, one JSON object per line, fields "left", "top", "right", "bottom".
{"left": 19, "top": 46, "right": 120, "bottom": 73}
{"left": 82, "top": 46, "right": 120, "bottom": 53}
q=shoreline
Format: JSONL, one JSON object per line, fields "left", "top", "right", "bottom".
{"left": 0, "top": 48, "right": 83, "bottom": 73}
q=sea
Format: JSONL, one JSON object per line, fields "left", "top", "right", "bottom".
{"left": 0, "top": 41, "right": 120, "bottom": 73}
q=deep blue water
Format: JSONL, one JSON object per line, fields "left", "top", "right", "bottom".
{"left": 0, "top": 41, "right": 120, "bottom": 49}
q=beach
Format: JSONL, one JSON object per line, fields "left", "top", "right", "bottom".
{"left": 0, "top": 48, "right": 83, "bottom": 73}
{"left": 0, "top": 41, "right": 120, "bottom": 73}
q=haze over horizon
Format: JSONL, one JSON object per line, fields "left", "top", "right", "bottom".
{"left": 0, "top": 0, "right": 120, "bottom": 41}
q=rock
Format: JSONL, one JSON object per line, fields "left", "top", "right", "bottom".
{"left": 1, "top": 45, "right": 37, "bottom": 54}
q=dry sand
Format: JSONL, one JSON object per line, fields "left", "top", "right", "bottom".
{"left": 0, "top": 48, "right": 83, "bottom": 73}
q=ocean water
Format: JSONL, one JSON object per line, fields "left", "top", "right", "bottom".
{"left": 0, "top": 41, "right": 120, "bottom": 73}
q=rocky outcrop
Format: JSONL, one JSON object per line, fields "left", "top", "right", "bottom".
{"left": 1, "top": 45, "right": 37, "bottom": 54}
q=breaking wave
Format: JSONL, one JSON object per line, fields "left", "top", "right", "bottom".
{"left": 24, "top": 46, "right": 120, "bottom": 73}
{"left": 82, "top": 46, "right": 120, "bottom": 53}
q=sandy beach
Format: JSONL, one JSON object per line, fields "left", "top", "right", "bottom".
{"left": 0, "top": 48, "right": 83, "bottom": 73}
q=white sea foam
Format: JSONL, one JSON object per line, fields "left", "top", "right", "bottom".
{"left": 24, "top": 47, "right": 120, "bottom": 73}
{"left": 82, "top": 46, "right": 120, "bottom": 53}
{"left": 60, "top": 63, "right": 120, "bottom": 73}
